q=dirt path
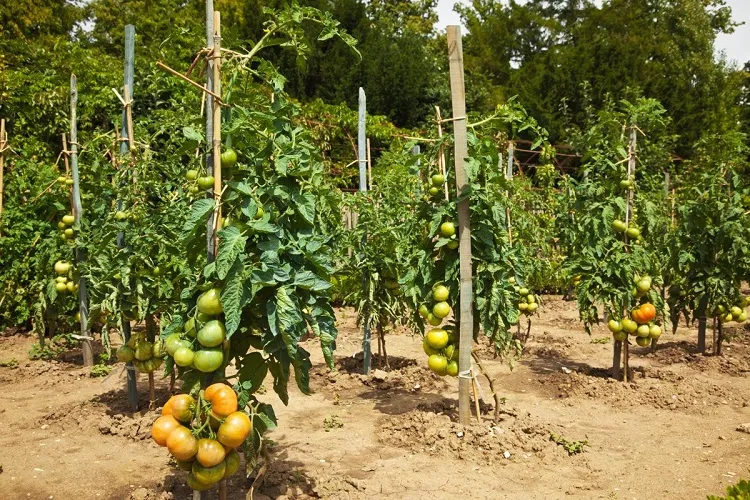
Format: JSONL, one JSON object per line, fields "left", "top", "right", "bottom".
{"left": 0, "top": 297, "right": 748, "bottom": 499}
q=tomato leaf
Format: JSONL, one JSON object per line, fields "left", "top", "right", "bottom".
{"left": 216, "top": 226, "right": 247, "bottom": 280}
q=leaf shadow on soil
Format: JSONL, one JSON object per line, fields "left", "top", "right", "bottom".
{"left": 91, "top": 381, "right": 173, "bottom": 416}
{"left": 356, "top": 387, "right": 448, "bottom": 416}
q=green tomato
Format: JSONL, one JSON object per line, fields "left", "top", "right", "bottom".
{"left": 439, "top": 222, "right": 456, "bottom": 237}
{"left": 446, "top": 360, "right": 459, "bottom": 377}
{"left": 116, "top": 345, "right": 135, "bottom": 362}
{"left": 447, "top": 240, "right": 459, "bottom": 250}
{"left": 192, "top": 461, "right": 226, "bottom": 488}
{"left": 197, "top": 320, "right": 227, "bottom": 348}
{"left": 418, "top": 304, "right": 430, "bottom": 319}
{"left": 62, "top": 214, "right": 75, "bottom": 225}
{"left": 432, "top": 302, "right": 451, "bottom": 319}
{"left": 220, "top": 149, "right": 238, "bottom": 168}
{"left": 134, "top": 341, "right": 154, "bottom": 361}
{"left": 432, "top": 286, "right": 449, "bottom": 302}
{"left": 197, "top": 176, "right": 215, "bottom": 190}
{"left": 612, "top": 220, "right": 627, "bottom": 233}
{"left": 431, "top": 174, "right": 445, "bottom": 186}
{"left": 193, "top": 347, "right": 224, "bottom": 373}
{"left": 185, "top": 169, "right": 199, "bottom": 181}
{"left": 197, "top": 288, "right": 223, "bottom": 316}
{"left": 115, "top": 211, "right": 128, "bottom": 221}
{"left": 173, "top": 347, "right": 195, "bottom": 367}
{"left": 427, "top": 354, "right": 448, "bottom": 376}
{"left": 626, "top": 227, "right": 640, "bottom": 239}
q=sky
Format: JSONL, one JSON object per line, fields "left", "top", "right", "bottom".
{"left": 436, "top": 0, "right": 750, "bottom": 66}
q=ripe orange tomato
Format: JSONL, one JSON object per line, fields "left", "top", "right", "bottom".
{"left": 639, "top": 303, "right": 656, "bottom": 323}
{"left": 167, "top": 426, "right": 198, "bottom": 461}
{"left": 217, "top": 411, "right": 252, "bottom": 448}
{"left": 162, "top": 394, "right": 195, "bottom": 423}
{"left": 631, "top": 308, "right": 644, "bottom": 325}
{"left": 205, "top": 383, "right": 238, "bottom": 418}
{"left": 152, "top": 415, "right": 181, "bottom": 447}
{"left": 196, "top": 438, "right": 226, "bottom": 467}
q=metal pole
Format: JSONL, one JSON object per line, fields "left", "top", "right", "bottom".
{"left": 205, "top": 0, "right": 216, "bottom": 263}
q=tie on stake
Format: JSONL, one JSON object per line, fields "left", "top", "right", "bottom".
{"left": 458, "top": 366, "right": 485, "bottom": 423}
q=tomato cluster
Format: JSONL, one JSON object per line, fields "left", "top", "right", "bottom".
{"left": 152, "top": 383, "right": 251, "bottom": 491}
{"left": 52, "top": 260, "right": 78, "bottom": 294}
{"left": 511, "top": 278, "right": 539, "bottom": 318}
{"left": 57, "top": 213, "right": 77, "bottom": 244}
{"left": 164, "top": 288, "right": 227, "bottom": 373}
{"left": 116, "top": 331, "right": 165, "bottom": 373}
{"left": 426, "top": 173, "right": 445, "bottom": 199}
{"left": 715, "top": 297, "right": 749, "bottom": 324}
{"left": 607, "top": 275, "right": 662, "bottom": 347}
{"left": 419, "top": 285, "right": 458, "bottom": 377}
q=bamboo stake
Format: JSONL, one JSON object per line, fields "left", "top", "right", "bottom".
{"left": 447, "top": 26, "right": 474, "bottom": 425}
{"left": 155, "top": 62, "right": 224, "bottom": 104}
{"left": 70, "top": 74, "right": 94, "bottom": 367}
{"left": 204, "top": 0, "right": 215, "bottom": 267}
{"left": 471, "top": 372, "right": 481, "bottom": 423}
{"left": 210, "top": 11, "right": 222, "bottom": 259}
{"left": 211, "top": 11, "right": 227, "bottom": 500}
{"left": 435, "top": 106, "right": 449, "bottom": 201}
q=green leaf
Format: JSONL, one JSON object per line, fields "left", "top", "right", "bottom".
{"left": 216, "top": 226, "right": 247, "bottom": 280}
{"left": 237, "top": 352, "right": 268, "bottom": 394}
{"left": 181, "top": 199, "right": 215, "bottom": 240}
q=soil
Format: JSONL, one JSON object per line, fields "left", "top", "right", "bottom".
{"left": 1, "top": 298, "right": 749, "bottom": 499}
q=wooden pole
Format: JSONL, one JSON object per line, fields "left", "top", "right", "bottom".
{"left": 211, "top": 11, "right": 222, "bottom": 259}
{"left": 118, "top": 24, "right": 139, "bottom": 412}
{"left": 447, "top": 26, "right": 474, "bottom": 425}
{"left": 358, "top": 87, "right": 372, "bottom": 375}
{"left": 0, "top": 119, "right": 6, "bottom": 219}
{"left": 367, "top": 138, "right": 373, "bottom": 189}
{"left": 621, "top": 126, "right": 637, "bottom": 382}
{"left": 70, "top": 74, "right": 93, "bottom": 367}
{"left": 435, "top": 106, "right": 449, "bottom": 201}
{"left": 205, "top": 0, "right": 216, "bottom": 263}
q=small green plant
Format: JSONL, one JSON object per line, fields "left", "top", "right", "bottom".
{"left": 549, "top": 432, "right": 588, "bottom": 455}
{"left": 323, "top": 415, "right": 343, "bottom": 432}
{"left": 0, "top": 358, "right": 18, "bottom": 368}
{"left": 29, "top": 333, "right": 77, "bottom": 360}
{"left": 591, "top": 336, "right": 611, "bottom": 344}
{"left": 708, "top": 479, "right": 750, "bottom": 500}
{"left": 90, "top": 354, "right": 112, "bottom": 377}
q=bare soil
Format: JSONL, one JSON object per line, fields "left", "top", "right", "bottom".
{"left": 1, "top": 297, "right": 749, "bottom": 499}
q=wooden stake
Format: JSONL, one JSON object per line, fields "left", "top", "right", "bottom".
{"left": 0, "top": 119, "right": 6, "bottom": 219}
{"left": 447, "top": 26, "right": 474, "bottom": 425}
{"left": 435, "top": 106, "right": 449, "bottom": 201}
{"left": 471, "top": 372, "right": 481, "bottom": 423}
{"left": 70, "top": 74, "right": 94, "bottom": 367}
{"left": 358, "top": 87, "right": 372, "bottom": 375}
{"left": 505, "top": 142, "right": 514, "bottom": 246}
{"left": 119, "top": 25, "right": 139, "bottom": 412}
{"left": 621, "top": 126, "right": 637, "bottom": 382}
{"left": 366, "top": 138, "right": 373, "bottom": 189}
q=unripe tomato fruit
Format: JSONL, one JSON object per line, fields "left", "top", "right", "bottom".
{"left": 428, "top": 186, "right": 440, "bottom": 196}
{"left": 426, "top": 314, "right": 442, "bottom": 326}
{"left": 425, "top": 329, "right": 449, "bottom": 349}
{"left": 218, "top": 411, "right": 252, "bottom": 448}
{"left": 197, "top": 176, "right": 215, "bottom": 190}
{"left": 197, "top": 288, "right": 223, "bottom": 316}
{"left": 447, "top": 240, "right": 459, "bottom": 250}
{"left": 635, "top": 336, "right": 651, "bottom": 347}
{"left": 152, "top": 415, "right": 181, "bottom": 446}
{"left": 440, "top": 222, "right": 456, "bottom": 237}
{"left": 607, "top": 320, "right": 622, "bottom": 333}
{"left": 636, "top": 325, "right": 650, "bottom": 338}
{"left": 54, "top": 260, "right": 71, "bottom": 275}
{"left": 205, "top": 383, "right": 238, "bottom": 417}
{"left": 431, "top": 174, "right": 445, "bottom": 186}
{"left": 418, "top": 304, "right": 430, "bottom": 319}
{"left": 220, "top": 149, "right": 238, "bottom": 168}
{"left": 223, "top": 450, "right": 241, "bottom": 478}
{"left": 187, "top": 473, "right": 213, "bottom": 491}
{"left": 193, "top": 347, "right": 224, "bottom": 373}
{"left": 55, "top": 282, "right": 68, "bottom": 293}
{"left": 648, "top": 325, "right": 662, "bottom": 339}
{"left": 167, "top": 426, "right": 198, "bottom": 461}
{"left": 446, "top": 360, "right": 459, "bottom": 377}
{"left": 185, "top": 169, "right": 199, "bottom": 181}
{"left": 432, "top": 286, "right": 449, "bottom": 302}
{"left": 612, "top": 220, "right": 627, "bottom": 233}
{"left": 192, "top": 461, "right": 226, "bottom": 487}
{"left": 175, "top": 458, "right": 195, "bottom": 471}
{"left": 173, "top": 347, "right": 195, "bottom": 367}
{"left": 432, "top": 301, "right": 450, "bottom": 319}
{"left": 626, "top": 227, "right": 640, "bottom": 239}
{"left": 196, "top": 438, "right": 226, "bottom": 467}
{"left": 134, "top": 341, "right": 154, "bottom": 361}
{"left": 427, "top": 354, "right": 448, "bottom": 375}
{"left": 197, "top": 320, "right": 226, "bottom": 348}
{"left": 116, "top": 345, "right": 135, "bottom": 362}
{"left": 423, "top": 338, "right": 440, "bottom": 356}
{"left": 62, "top": 214, "right": 75, "bottom": 225}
